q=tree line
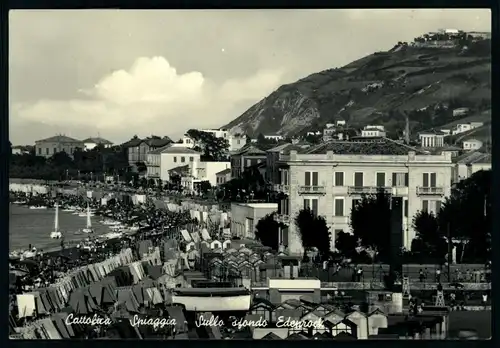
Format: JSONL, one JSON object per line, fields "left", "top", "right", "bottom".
{"left": 254, "top": 170, "right": 491, "bottom": 265}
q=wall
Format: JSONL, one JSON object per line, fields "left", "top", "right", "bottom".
{"left": 160, "top": 153, "right": 201, "bottom": 182}
{"left": 229, "top": 135, "right": 247, "bottom": 152}
{"left": 230, "top": 203, "right": 278, "bottom": 238}
{"left": 463, "top": 140, "right": 483, "bottom": 151}
{"left": 280, "top": 151, "right": 453, "bottom": 253}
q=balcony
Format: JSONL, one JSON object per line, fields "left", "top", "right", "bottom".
{"left": 273, "top": 184, "right": 290, "bottom": 194}
{"left": 347, "top": 186, "right": 391, "bottom": 195}
{"left": 298, "top": 186, "right": 326, "bottom": 195}
{"left": 416, "top": 186, "right": 445, "bottom": 196}
{"left": 274, "top": 214, "right": 290, "bottom": 224}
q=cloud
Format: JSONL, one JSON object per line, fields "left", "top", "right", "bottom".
{"left": 13, "top": 56, "right": 285, "bottom": 142}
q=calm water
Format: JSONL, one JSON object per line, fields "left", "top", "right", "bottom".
{"left": 9, "top": 204, "right": 113, "bottom": 251}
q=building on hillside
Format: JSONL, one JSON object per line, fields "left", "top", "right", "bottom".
{"left": 230, "top": 202, "right": 278, "bottom": 239}
{"left": 361, "top": 127, "right": 386, "bottom": 138}
{"left": 452, "top": 152, "right": 491, "bottom": 183}
{"left": 323, "top": 125, "right": 337, "bottom": 142}
{"left": 181, "top": 161, "right": 231, "bottom": 192}
{"left": 215, "top": 168, "right": 232, "bottom": 185}
{"left": 419, "top": 130, "right": 445, "bottom": 148}
{"left": 462, "top": 138, "right": 483, "bottom": 151}
{"left": 82, "top": 137, "right": 113, "bottom": 151}
{"left": 272, "top": 139, "right": 454, "bottom": 254}
{"left": 159, "top": 145, "right": 202, "bottom": 182}
{"left": 452, "top": 122, "right": 483, "bottom": 135}
{"left": 230, "top": 144, "right": 267, "bottom": 179}
{"left": 35, "top": 135, "right": 84, "bottom": 158}
{"left": 452, "top": 108, "right": 470, "bottom": 117}
{"left": 123, "top": 137, "right": 172, "bottom": 166}
{"left": 264, "top": 134, "right": 284, "bottom": 142}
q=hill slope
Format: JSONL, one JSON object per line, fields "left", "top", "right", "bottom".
{"left": 223, "top": 40, "right": 491, "bottom": 138}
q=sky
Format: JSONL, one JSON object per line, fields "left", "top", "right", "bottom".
{"left": 9, "top": 9, "right": 491, "bottom": 145}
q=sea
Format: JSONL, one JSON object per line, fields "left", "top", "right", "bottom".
{"left": 9, "top": 204, "right": 113, "bottom": 251}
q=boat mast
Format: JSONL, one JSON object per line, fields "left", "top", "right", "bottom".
{"left": 87, "top": 203, "right": 92, "bottom": 229}
{"left": 54, "top": 203, "right": 59, "bottom": 232}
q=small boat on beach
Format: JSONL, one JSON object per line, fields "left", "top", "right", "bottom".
{"left": 49, "top": 204, "right": 62, "bottom": 239}
{"left": 82, "top": 204, "right": 94, "bottom": 234}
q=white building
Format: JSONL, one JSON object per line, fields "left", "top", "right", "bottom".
{"left": 229, "top": 134, "right": 247, "bottom": 152}
{"left": 230, "top": 202, "right": 278, "bottom": 239}
{"left": 419, "top": 130, "right": 445, "bottom": 148}
{"left": 146, "top": 145, "right": 201, "bottom": 182}
{"left": 264, "top": 134, "right": 284, "bottom": 142}
{"left": 215, "top": 168, "right": 232, "bottom": 185}
{"left": 82, "top": 137, "right": 113, "bottom": 151}
{"left": 452, "top": 108, "right": 470, "bottom": 117}
{"left": 273, "top": 139, "right": 454, "bottom": 254}
{"left": 171, "top": 135, "right": 195, "bottom": 149}
{"left": 181, "top": 161, "right": 231, "bottom": 192}
{"left": 361, "top": 127, "right": 386, "bottom": 138}
{"left": 462, "top": 138, "right": 483, "bottom": 151}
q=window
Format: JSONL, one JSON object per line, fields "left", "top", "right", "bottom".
{"left": 46, "top": 148, "right": 49, "bottom": 155}
{"left": 237, "top": 140, "right": 241, "bottom": 145}
{"left": 354, "top": 172, "right": 364, "bottom": 187}
{"left": 280, "top": 198, "right": 290, "bottom": 215}
{"left": 422, "top": 200, "right": 429, "bottom": 213}
{"left": 403, "top": 199, "right": 408, "bottom": 217}
{"left": 38, "top": 148, "right": 42, "bottom": 155}
{"left": 190, "top": 157, "right": 194, "bottom": 162}
{"left": 376, "top": 172, "right": 386, "bottom": 187}
{"left": 247, "top": 159, "right": 251, "bottom": 167}
{"left": 303, "top": 199, "right": 318, "bottom": 216}
{"left": 304, "top": 171, "right": 318, "bottom": 186}
{"left": 334, "top": 198, "right": 344, "bottom": 216}
{"left": 435, "top": 201, "right": 442, "bottom": 214}
{"left": 334, "top": 172, "right": 344, "bottom": 186}
{"left": 53, "top": 148, "right": 57, "bottom": 154}
{"left": 173, "top": 156, "right": 177, "bottom": 163}
{"left": 392, "top": 173, "right": 409, "bottom": 187}
{"left": 281, "top": 170, "right": 289, "bottom": 185}
{"left": 423, "top": 173, "right": 437, "bottom": 187}
{"left": 181, "top": 157, "right": 186, "bottom": 163}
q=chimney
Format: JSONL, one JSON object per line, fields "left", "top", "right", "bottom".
{"left": 405, "top": 115, "right": 410, "bottom": 144}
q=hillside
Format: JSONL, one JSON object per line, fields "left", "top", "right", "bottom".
{"left": 223, "top": 39, "right": 491, "bottom": 138}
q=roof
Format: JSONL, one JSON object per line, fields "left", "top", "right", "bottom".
{"left": 216, "top": 168, "right": 231, "bottom": 176}
{"left": 462, "top": 138, "right": 483, "bottom": 143}
{"left": 82, "top": 137, "right": 113, "bottom": 144}
{"left": 168, "top": 165, "right": 189, "bottom": 174}
{"left": 122, "top": 137, "right": 143, "bottom": 147}
{"left": 233, "top": 144, "right": 267, "bottom": 156}
{"left": 304, "top": 138, "right": 427, "bottom": 155}
{"left": 146, "top": 138, "right": 172, "bottom": 148}
{"left": 468, "top": 153, "right": 491, "bottom": 165}
{"left": 419, "top": 129, "right": 445, "bottom": 136}
{"left": 173, "top": 288, "right": 250, "bottom": 296}
{"left": 36, "top": 135, "right": 82, "bottom": 143}
{"left": 161, "top": 145, "right": 201, "bottom": 155}
{"left": 268, "top": 143, "right": 312, "bottom": 154}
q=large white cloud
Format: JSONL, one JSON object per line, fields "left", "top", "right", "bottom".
{"left": 13, "top": 56, "right": 285, "bottom": 142}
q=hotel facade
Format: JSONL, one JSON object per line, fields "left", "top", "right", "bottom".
{"left": 272, "top": 140, "right": 454, "bottom": 255}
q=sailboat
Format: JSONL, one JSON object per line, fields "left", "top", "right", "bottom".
{"left": 50, "top": 204, "right": 62, "bottom": 239}
{"left": 82, "top": 204, "right": 94, "bottom": 234}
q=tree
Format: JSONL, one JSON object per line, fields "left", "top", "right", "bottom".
{"left": 350, "top": 189, "right": 392, "bottom": 262}
{"left": 254, "top": 213, "right": 282, "bottom": 251}
{"left": 294, "top": 208, "right": 331, "bottom": 258}
{"left": 335, "top": 231, "right": 359, "bottom": 260}
{"left": 197, "top": 180, "right": 212, "bottom": 195}
{"left": 135, "top": 161, "right": 147, "bottom": 173}
{"left": 411, "top": 211, "right": 447, "bottom": 263}
{"left": 49, "top": 151, "right": 74, "bottom": 168}
{"left": 438, "top": 170, "right": 491, "bottom": 263}
{"left": 186, "top": 129, "right": 229, "bottom": 161}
